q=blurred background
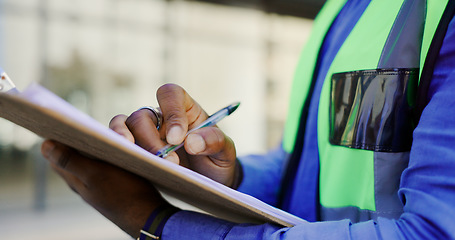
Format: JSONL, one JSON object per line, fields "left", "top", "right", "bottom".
{"left": 0, "top": 0, "right": 323, "bottom": 239}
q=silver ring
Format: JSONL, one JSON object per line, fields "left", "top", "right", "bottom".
{"left": 138, "top": 106, "right": 162, "bottom": 130}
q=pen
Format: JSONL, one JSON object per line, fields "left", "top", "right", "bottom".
{"left": 156, "top": 102, "right": 240, "bottom": 158}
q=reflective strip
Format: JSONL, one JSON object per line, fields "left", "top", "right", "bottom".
{"left": 378, "top": 0, "right": 425, "bottom": 69}
{"left": 373, "top": 152, "right": 409, "bottom": 218}
{"left": 321, "top": 205, "right": 377, "bottom": 223}
{"left": 321, "top": 152, "right": 408, "bottom": 222}
{"left": 320, "top": 205, "right": 402, "bottom": 223}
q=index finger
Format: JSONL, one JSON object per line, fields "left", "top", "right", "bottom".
{"left": 157, "top": 84, "right": 207, "bottom": 145}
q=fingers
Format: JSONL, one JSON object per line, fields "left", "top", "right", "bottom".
{"left": 110, "top": 114, "right": 135, "bottom": 142}
{"left": 185, "top": 127, "right": 236, "bottom": 168}
{"left": 50, "top": 162, "right": 86, "bottom": 194}
{"left": 156, "top": 84, "right": 188, "bottom": 144}
{"left": 41, "top": 140, "right": 98, "bottom": 184}
{"left": 109, "top": 101, "right": 181, "bottom": 164}
{"left": 157, "top": 84, "right": 207, "bottom": 145}
{"left": 125, "top": 108, "right": 179, "bottom": 164}
{"left": 183, "top": 127, "right": 237, "bottom": 186}
{"left": 41, "top": 140, "right": 168, "bottom": 237}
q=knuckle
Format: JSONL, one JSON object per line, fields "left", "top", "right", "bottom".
{"left": 129, "top": 109, "right": 149, "bottom": 119}
{"left": 109, "top": 114, "right": 127, "bottom": 129}
{"left": 216, "top": 129, "right": 226, "bottom": 144}
{"left": 212, "top": 127, "right": 225, "bottom": 139}
{"left": 204, "top": 127, "right": 226, "bottom": 150}
{"left": 211, "top": 128, "right": 226, "bottom": 146}
{"left": 164, "top": 111, "right": 183, "bottom": 123}
{"left": 125, "top": 110, "right": 147, "bottom": 129}
{"left": 56, "top": 148, "right": 72, "bottom": 169}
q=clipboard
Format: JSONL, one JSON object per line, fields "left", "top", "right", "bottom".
{"left": 0, "top": 69, "right": 305, "bottom": 227}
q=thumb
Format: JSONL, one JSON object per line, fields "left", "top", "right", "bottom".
{"left": 185, "top": 127, "right": 236, "bottom": 168}
{"left": 157, "top": 84, "right": 208, "bottom": 145}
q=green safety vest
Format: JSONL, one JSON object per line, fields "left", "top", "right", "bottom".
{"left": 281, "top": 0, "right": 452, "bottom": 221}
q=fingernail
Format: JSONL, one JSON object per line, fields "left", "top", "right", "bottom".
{"left": 165, "top": 153, "right": 180, "bottom": 164}
{"left": 167, "top": 126, "right": 185, "bottom": 145}
{"left": 186, "top": 134, "right": 206, "bottom": 154}
{"left": 41, "top": 141, "right": 55, "bottom": 159}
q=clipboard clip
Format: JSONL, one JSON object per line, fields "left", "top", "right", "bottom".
{"left": 0, "top": 68, "right": 19, "bottom": 93}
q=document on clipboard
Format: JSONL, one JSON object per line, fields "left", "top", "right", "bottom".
{"left": 0, "top": 68, "right": 305, "bottom": 227}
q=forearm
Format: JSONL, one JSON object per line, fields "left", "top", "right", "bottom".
{"left": 160, "top": 210, "right": 400, "bottom": 240}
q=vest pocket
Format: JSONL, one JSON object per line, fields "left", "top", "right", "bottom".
{"left": 329, "top": 68, "right": 418, "bottom": 152}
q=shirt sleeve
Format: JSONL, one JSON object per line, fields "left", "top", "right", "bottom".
{"left": 236, "top": 145, "right": 289, "bottom": 206}
{"left": 162, "top": 15, "right": 455, "bottom": 240}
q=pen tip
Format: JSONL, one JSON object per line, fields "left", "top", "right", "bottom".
{"left": 227, "top": 102, "right": 240, "bottom": 114}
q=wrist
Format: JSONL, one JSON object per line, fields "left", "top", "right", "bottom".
{"left": 137, "top": 204, "right": 180, "bottom": 240}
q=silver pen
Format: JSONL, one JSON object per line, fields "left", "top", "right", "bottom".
{"left": 156, "top": 102, "right": 240, "bottom": 158}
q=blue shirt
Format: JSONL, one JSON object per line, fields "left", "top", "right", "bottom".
{"left": 162, "top": 2, "right": 455, "bottom": 239}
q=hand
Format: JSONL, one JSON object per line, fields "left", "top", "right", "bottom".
{"left": 110, "top": 84, "right": 240, "bottom": 187}
{"left": 41, "top": 140, "right": 167, "bottom": 238}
